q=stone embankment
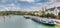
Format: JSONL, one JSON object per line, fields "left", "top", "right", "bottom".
{"left": 55, "top": 20, "right": 60, "bottom": 26}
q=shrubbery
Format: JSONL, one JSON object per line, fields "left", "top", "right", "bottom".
{"left": 39, "top": 13, "right": 56, "bottom": 18}
{"left": 58, "top": 12, "right": 60, "bottom": 19}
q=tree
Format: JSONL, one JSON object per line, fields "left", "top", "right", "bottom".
{"left": 39, "top": 13, "right": 46, "bottom": 17}
{"left": 58, "top": 12, "right": 60, "bottom": 19}
{"left": 45, "top": 13, "right": 55, "bottom": 18}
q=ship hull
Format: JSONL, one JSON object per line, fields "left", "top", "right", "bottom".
{"left": 24, "top": 16, "right": 30, "bottom": 19}
{"left": 31, "top": 18, "right": 55, "bottom": 26}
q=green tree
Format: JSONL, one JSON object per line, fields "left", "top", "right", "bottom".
{"left": 45, "top": 13, "right": 55, "bottom": 18}
{"left": 27, "top": 13, "right": 35, "bottom": 16}
{"left": 40, "top": 13, "right": 46, "bottom": 17}
{"left": 58, "top": 12, "right": 60, "bottom": 19}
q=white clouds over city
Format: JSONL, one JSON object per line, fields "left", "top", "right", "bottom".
{"left": 0, "top": 0, "right": 60, "bottom": 11}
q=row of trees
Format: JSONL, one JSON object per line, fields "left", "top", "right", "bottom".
{"left": 0, "top": 11, "right": 27, "bottom": 16}
{"left": 40, "top": 12, "right": 60, "bottom": 19}
{"left": 39, "top": 13, "right": 56, "bottom": 18}
{"left": 27, "top": 12, "right": 60, "bottom": 19}
{"left": 0, "top": 11, "right": 60, "bottom": 19}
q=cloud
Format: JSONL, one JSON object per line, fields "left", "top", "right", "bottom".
{"left": 49, "top": 0, "right": 60, "bottom": 3}
{"left": 1, "top": 0, "right": 8, "bottom": 3}
{"left": 25, "top": 6, "right": 41, "bottom": 11}
{"left": 5, "top": 3, "right": 21, "bottom": 11}
{"left": 1, "top": 0, "right": 60, "bottom": 11}
{"left": 17, "top": 0, "right": 35, "bottom": 2}
{"left": 49, "top": 0, "right": 56, "bottom": 3}
{"left": 0, "top": 3, "right": 21, "bottom": 11}
{"left": 36, "top": 0, "right": 60, "bottom": 9}
{"left": 47, "top": 0, "right": 60, "bottom": 7}
{"left": 0, "top": 5, "right": 6, "bottom": 11}
{"left": 30, "top": 7, "right": 41, "bottom": 11}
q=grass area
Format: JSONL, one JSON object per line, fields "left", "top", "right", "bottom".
{"left": 55, "top": 25, "right": 60, "bottom": 28}
{"left": 45, "top": 25, "right": 60, "bottom": 28}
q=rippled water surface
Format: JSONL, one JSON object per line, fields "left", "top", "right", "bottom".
{"left": 0, "top": 15, "right": 59, "bottom": 28}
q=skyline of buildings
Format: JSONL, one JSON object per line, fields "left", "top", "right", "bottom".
{"left": 33, "top": 6, "right": 60, "bottom": 16}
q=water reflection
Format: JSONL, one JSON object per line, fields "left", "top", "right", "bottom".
{"left": 0, "top": 15, "right": 59, "bottom": 28}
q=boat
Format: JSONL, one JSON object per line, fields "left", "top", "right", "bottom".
{"left": 31, "top": 18, "right": 56, "bottom": 26}
{"left": 24, "top": 16, "right": 30, "bottom": 19}
{"left": 47, "top": 19, "right": 56, "bottom": 26}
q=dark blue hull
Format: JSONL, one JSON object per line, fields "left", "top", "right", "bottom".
{"left": 47, "top": 24, "right": 55, "bottom": 26}
{"left": 41, "top": 22, "right": 55, "bottom": 26}
{"left": 31, "top": 18, "right": 55, "bottom": 26}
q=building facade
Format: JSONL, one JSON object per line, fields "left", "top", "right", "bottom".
{"left": 45, "top": 7, "right": 60, "bottom": 16}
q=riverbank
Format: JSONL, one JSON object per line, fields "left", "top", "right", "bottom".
{"left": 55, "top": 20, "right": 60, "bottom": 26}
{"left": 24, "top": 15, "right": 60, "bottom": 26}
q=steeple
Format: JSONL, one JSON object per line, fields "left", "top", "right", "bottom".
{"left": 42, "top": 7, "right": 46, "bottom": 11}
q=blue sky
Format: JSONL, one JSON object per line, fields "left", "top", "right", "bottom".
{"left": 0, "top": 0, "right": 60, "bottom": 11}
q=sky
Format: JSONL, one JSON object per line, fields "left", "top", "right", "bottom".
{"left": 0, "top": 0, "right": 60, "bottom": 11}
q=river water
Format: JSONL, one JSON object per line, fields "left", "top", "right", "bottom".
{"left": 0, "top": 15, "right": 59, "bottom": 28}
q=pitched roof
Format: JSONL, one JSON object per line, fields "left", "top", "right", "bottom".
{"left": 45, "top": 6, "right": 60, "bottom": 12}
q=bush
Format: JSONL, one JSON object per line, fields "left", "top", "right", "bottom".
{"left": 58, "top": 12, "right": 60, "bottom": 19}
{"left": 39, "top": 13, "right": 46, "bottom": 17}
{"left": 45, "top": 13, "right": 55, "bottom": 18}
